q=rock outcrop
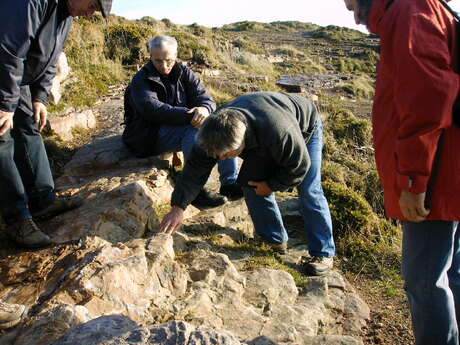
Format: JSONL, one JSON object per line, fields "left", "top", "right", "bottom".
{"left": 49, "top": 53, "right": 71, "bottom": 105}
{"left": 0, "top": 95, "right": 369, "bottom": 345}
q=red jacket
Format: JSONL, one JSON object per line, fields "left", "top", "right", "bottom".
{"left": 369, "top": 0, "right": 460, "bottom": 220}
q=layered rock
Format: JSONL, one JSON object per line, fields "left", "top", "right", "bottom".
{"left": 0, "top": 96, "right": 369, "bottom": 345}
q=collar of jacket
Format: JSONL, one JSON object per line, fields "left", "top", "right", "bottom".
{"left": 368, "top": 0, "right": 395, "bottom": 35}
{"left": 145, "top": 61, "right": 183, "bottom": 84}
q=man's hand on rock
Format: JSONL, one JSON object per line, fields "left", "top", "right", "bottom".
{"left": 399, "top": 189, "right": 430, "bottom": 222}
{"left": 187, "top": 107, "right": 209, "bottom": 128}
{"left": 158, "top": 206, "right": 184, "bottom": 235}
{"left": 248, "top": 181, "right": 273, "bottom": 196}
{"left": 0, "top": 110, "right": 14, "bottom": 136}
{"left": 33, "top": 101, "right": 48, "bottom": 132}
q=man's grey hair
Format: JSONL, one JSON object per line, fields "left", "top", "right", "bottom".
{"left": 197, "top": 109, "right": 247, "bottom": 158}
{"left": 148, "top": 35, "right": 178, "bottom": 53}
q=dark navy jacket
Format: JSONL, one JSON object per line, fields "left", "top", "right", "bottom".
{"left": 122, "top": 61, "right": 216, "bottom": 157}
{"left": 0, "top": 0, "right": 72, "bottom": 115}
{"left": 171, "top": 92, "right": 319, "bottom": 209}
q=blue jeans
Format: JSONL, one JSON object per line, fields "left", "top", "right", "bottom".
{"left": 243, "top": 120, "right": 335, "bottom": 257}
{"left": 0, "top": 109, "right": 55, "bottom": 224}
{"left": 156, "top": 125, "right": 238, "bottom": 185}
{"left": 403, "top": 220, "right": 460, "bottom": 345}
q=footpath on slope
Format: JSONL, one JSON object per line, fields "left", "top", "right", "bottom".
{"left": 0, "top": 88, "right": 370, "bottom": 345}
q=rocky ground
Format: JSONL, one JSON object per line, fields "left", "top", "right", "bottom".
{"left": 0, "top": 90, "right": 372, "bottom": 345}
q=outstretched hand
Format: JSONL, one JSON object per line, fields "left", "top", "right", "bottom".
{"left": 399, "top": 189, "right": 430, "bottom": 222}
{"left": 158, "top": 206, "right": 185, "bottom": 235}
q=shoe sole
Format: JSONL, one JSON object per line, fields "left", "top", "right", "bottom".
{"left": 303, "top": 266, "right": 332, "bottom": 276}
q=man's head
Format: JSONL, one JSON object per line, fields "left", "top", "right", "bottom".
{"left": 149, "top": 36, "right": 178, "bottom": 76}
{"left": 344, "top": 0, "right": 375, "bottom": 27}
{"left": 197, "top": 109, "right": 247, "bottom": 160}
{"left": 67, "top": 0, "right": 112, "bottom": 18}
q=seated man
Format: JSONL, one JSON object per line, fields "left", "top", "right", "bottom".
{"left": 123, "top": 35, "right": 241, "bottom": 207}
{"left": 158, "top": 91, "right": 336, "bottom": 275}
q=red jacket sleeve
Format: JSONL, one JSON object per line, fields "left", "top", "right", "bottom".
{"left": 391, "top": 0, "right": 459, "bottom": 193}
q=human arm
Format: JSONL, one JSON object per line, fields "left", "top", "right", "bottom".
{"left": 265, "top": 129, "right": 310, "bottom": 192}
{"left": 248, "top": 181, "right": 273, "bottom": 196}
{"left": 170, "top": 144, "right": 218, "bottom": 209}
{"left": 399, "top": 190, "right": 430, "bottom": 222}
{"left": 33, "top": 102, "right": 47, "bottom": 132}
{"left": 391, "top": 1, "right": 458, "bottom": 197}
{"left": 130, "top": 74, "right": 192, "bottom": 126}
{"left": 0, "top": 0, "right": 47, "bottom": 113}
{"left": 182, "top": 67, "right": 216, "bottom": 114}
{"left": 0, "top": 110, "right": 14, "bottom": 136}
{"left": 187, "top": 106, "right": 210, "bottom": 128}
{"left": 158, "top": 206, "right": 184, "bottom": 234}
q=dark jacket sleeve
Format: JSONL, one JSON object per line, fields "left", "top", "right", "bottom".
{"left": 182, "top": 67, "right": 216, "bottom": 113}
{"left": 0, "top": 0, "right": 46, "bottom": 112}
{"left": 171, "top": 144, "right": 217, "bottom": 209}
{"left": 30, "top": 22, "right": 71, "bottom": 105}
{"left": 130, "top": 73, "right": 191, "bottom": 126}
{"left": 30, "top": 58, "right": 57, "bottom": 105}
{"left": 266, "top": 129, "right": 310, "bottom": 192}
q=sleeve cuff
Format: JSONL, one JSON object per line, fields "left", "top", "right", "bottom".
{"left": 396, "top": 173, "right": 429, "bottom": 194}
{"left": 267, "top": 178, "right": 289, "bottom": 192}
{"left": 32, "top": 91, "right": 49, "bottom": 105}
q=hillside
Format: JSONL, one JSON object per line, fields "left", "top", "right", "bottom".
{"left": 3, "top": 15, "right": 412, "bottom": 345}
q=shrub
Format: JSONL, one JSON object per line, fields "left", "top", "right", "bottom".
{"left": 272, "top": 45, "right": 304, "bottom": 58}
{"left": 104, "top": 23, "right": 157, "bottom": 65}
{"left": 310, "top": 25, "right": 367, "bottom": 41}
{"left": 171, "top": 31, "right": 216, "bottom": 66}
{"left": 323, "top": 180, "right": 376, "bottom": 238}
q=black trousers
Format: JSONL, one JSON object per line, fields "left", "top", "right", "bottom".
{"left": 0, "top": 109, "right": 55, "bottom": 224}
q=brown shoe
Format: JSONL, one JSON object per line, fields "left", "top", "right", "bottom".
{"left": 32, "top": 196, "right": 83, "bottom": 220}
{"left": 301, "top": 256, "right": 333, "bottom": 276}
{"left": 6, "top": 219, "right": 52, "bottom": 248}
{"left": 0, "top": 301, "right": 28, "bottom": 330}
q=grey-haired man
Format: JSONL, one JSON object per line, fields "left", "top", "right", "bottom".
{"left": 123, "top": 35, "right": 241, "bottom": 208}
{"left": 159, "top": 91, "right": 336, "bottom": 275}
{"left": 0, "top": 0, "right": 112, "bottom": 328}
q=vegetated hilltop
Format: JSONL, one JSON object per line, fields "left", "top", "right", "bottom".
{"left": 54, "top": 14, "right": 403, "bottom": 324}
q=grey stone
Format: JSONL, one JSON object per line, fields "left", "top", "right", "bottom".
{"left": 243, "top": 269, "right": 298, "bottom": 308}
{"left": 49, "top": 110, "right": 96, "bottom": 141}
{"left": 50, "top": 315, "right": 140, "bottom": 345}
{"left": 49, "top": 53, "right": 71, "bottom": 105}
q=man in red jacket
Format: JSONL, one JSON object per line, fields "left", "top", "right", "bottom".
{"left": 345, "top": 0, "right": 460, "bottom": 344}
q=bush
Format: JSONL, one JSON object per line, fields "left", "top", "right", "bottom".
{"left": 104, "top": 23, "right": 157, "bottom": 65}
{"left": 171, "top": 32, "right": 216, "bottom": 66}
{"left": 310, "top": 25, "right": 367, "bottom": 41}
{"left": 323, "top": 180, "right": 376, "bottom": 238}
{"left": 327, "top": 107, "right": 372, "bottom": 148}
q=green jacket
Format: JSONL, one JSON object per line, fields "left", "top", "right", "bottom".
{"left": 171, "top": 91, "right": 319, "bottom": 209}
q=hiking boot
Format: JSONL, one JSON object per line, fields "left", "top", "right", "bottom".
{"left": 301, "top": 256, "right": 334, "bottom": 276}
{"left": 191, "top": 188, "right": 227, "bottom": 208}
{"left": 6, "top": 219, "right": 52, "bottom": 248}
{"left": 219, "top": 184, "right": 244, "bottom": 200}
{"left": 31, "top": 196, "right": 83, "bottom": 220}
{"left": 0, "top": 301, "right": 28, "bottom": 330}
